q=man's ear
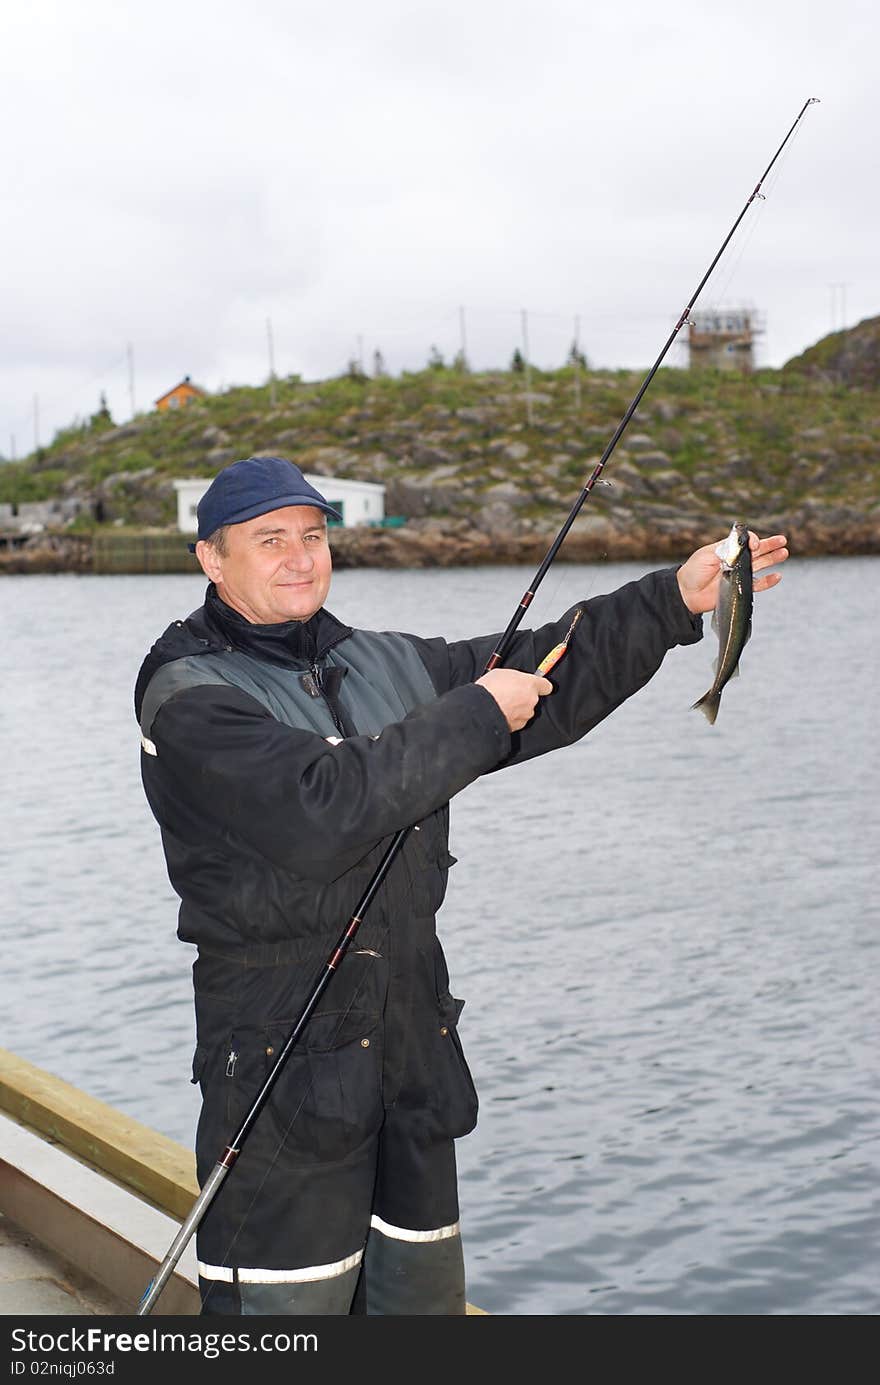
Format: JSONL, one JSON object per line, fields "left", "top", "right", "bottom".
{"left": 195, "top": 540, "right": 222, "bottom": 582}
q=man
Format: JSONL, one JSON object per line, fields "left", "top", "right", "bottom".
{"left": 135, "top": 454, "right": 788, "bottom": 1315}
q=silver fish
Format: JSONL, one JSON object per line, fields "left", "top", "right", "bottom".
{"left": 692, "top": 522, "right": 753, "bottom": 725}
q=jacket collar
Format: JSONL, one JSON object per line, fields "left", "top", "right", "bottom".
{"left": 202, "top": 584, "right": 352, "bottom": 666}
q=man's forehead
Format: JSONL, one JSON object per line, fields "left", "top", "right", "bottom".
{"left": 241, "top": 505, "right": 327, "bottom": 536}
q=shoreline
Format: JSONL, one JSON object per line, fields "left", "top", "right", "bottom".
{"left": 1, "top": 515, "right": 878, "bottom": 575}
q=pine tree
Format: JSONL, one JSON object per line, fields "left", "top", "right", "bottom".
{"left": 372, "top": 349, "right": 387, "bottom": 378}
{"left": 510, "top": 347, "right": 526, "bottom": 374}
{"left": 566, "top": 340, "right": 589, "bottom": 369}
{"left": 90, "top": 391, "right": 114, "bottom": 430}
{"left": 427, "top": 344, "right": 445, "bottom": 371}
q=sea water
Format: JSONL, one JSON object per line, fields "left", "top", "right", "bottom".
{"left": 3, "top": 555, "right": 878, "bottom": 1314}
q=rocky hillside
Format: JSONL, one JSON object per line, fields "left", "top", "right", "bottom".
{"left": 783, "top": 314, "right": 880, "bottom": 390}
{"left": 1, "top": 324, "right": 878, "bottom": 568}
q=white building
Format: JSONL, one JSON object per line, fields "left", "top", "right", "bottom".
{"left": 173, "top": 474, "right": 385, "bottom": 533}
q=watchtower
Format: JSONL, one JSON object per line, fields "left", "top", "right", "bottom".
{"left": 687, "top": 308, "right": 764, "bottom": 373}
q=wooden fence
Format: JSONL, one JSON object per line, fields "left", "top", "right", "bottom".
{"left": 92, "top": 531, "right": 201, "bottom": 575}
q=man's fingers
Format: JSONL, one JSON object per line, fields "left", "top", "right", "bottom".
{"left": 753, "top": 571, "right": 783, "bottom": 593}
{"left": 748, "top": 532, "right": 789, "bottom": 575}
{"left": 748, "top": 531, "right": 787, "bottom": 554}
{"left": 753, "top": 546, "right": 789, "bottom": 574}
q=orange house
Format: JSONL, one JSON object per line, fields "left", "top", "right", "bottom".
{"left": 154, "top": 375, "right": 207, "bottom": 411}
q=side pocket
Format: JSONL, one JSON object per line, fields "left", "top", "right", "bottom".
{"left": 190, "top": 1037, "right": 242, "bottom": 1187}
{"left": 431, "top": 941, "right": 479, "bottom": 1138}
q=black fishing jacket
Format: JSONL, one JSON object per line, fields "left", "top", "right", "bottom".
{"left": 135, "top": 571, "right": 701, "bottom": 1162}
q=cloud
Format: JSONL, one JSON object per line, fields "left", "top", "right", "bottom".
{"left": 1, "top": 0, "right": 876, "bottom": 449}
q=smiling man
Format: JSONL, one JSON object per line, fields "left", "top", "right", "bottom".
{"left": 135, "top": 454, "right": 787, "bottom": 1316}
{"left": 197, "top": 505, "right": 334, "bottom": 625}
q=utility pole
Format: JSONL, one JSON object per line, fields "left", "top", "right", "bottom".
{"left": 127, "top": 342, "right": 136, "bottom": 417}
{"left": 10, "top": 434, "right": 15, "bottom": 461}
{"left": 573, "top": 313, "right": 582, "bottom": 412}
{"left": 521, "top": 309, "right": 533, "bottom": 426}
{"left": 266, "top": 318, "right": 277, "bottom": 407}
{"left": 828, "top": 282, "right": 851, "bottom": 332}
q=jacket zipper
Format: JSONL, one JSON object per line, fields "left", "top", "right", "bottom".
{"left": 309, "top": 663, "right": 347, "bottom": 737}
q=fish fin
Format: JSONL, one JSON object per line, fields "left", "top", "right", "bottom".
{"left": 692, "top": 690, "right": 721, "bottom": 724}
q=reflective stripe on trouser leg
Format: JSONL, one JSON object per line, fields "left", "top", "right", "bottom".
{"left": 198, "top": 1253, "right": 364, "bottom": 1316}
{"left": 195, "top": 1136, "right": 379, "bottom": 1316}
{"left": 364, "top": 1215, "right": 466, "bottom": 1315}
{"left": 365, "top": 1120, "right": 466, "bottom": 1315}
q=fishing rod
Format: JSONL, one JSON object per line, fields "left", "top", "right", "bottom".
{"left": 137, "top": 96, "right": 818, "bottom": 1315}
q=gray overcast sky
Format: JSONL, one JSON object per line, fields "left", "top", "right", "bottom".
{"left": 1, "top": 0, "right": 875, "bottom": 452}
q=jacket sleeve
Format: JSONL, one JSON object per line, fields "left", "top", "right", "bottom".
{"left": 144, "top": 678, "right": 511, "bottom": 881}
{"left": 403, "top": 566, "right": 703, "bottom": 767}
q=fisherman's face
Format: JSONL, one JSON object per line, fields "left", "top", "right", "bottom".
{"left": 197, "top": 505, "right": 333, "bottom": 624}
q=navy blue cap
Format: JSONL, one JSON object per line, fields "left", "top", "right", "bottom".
{"left": 189, "top": 456, "right": 342, "bottom": 551}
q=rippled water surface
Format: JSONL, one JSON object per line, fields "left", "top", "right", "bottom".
{"left": 3, "top": 555, "right": 878, "bottom": 1314}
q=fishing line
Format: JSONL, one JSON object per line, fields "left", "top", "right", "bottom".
{"left": 704, "top": 116, "right": 809, "bottom": 314}
{"left": 701, "top": 202, "right": 767, "bottom": 312}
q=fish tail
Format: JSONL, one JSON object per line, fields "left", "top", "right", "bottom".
{"left": 691, "top": 690, "right": 721, "bottom": 725}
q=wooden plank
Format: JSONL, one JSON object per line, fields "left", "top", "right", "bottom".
{"left": 0, "top": 1114, "right": 199, "bottom": 1315}
{"left": 0, "top": 1049, "right": 197, "bottom": 1220}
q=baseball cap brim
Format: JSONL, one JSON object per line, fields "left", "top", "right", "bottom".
{"left": 188, "top": 491, "right": 342, "bottom": 552}
{"left": 222, "top": 492, "right": 343, "bottom": 525}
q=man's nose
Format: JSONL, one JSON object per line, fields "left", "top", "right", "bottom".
{"left": 284, "top": 542, "right": 314, "bottom": 571}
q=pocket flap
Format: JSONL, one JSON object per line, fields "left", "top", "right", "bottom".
{"left": 437, "top": 993, "right": 465, "bottom": 1029}
{"left": 267, "top": 1004, "right": 381, "bottom": 1055}
{"left": 191, "top": 1043, "right": 209, "bottom": 1084}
